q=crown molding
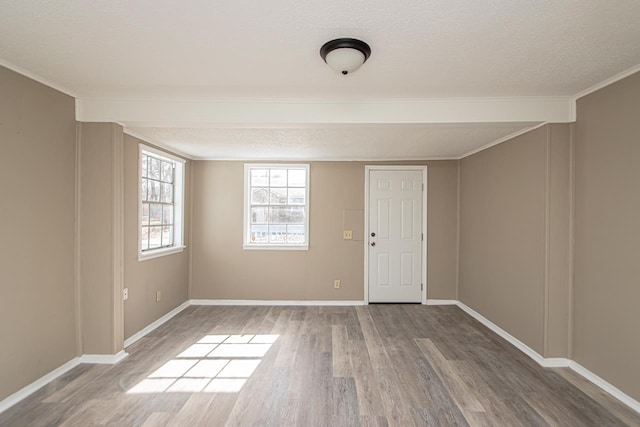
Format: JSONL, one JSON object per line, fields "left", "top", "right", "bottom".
{"left": 459, "top": 122, "right": 548, "bottom": 159}
{"left": 122, "top": 128, "right": 195, "bottom": 160}
{"left": 572, "top": 63, "right": 640, "bottom": 101}
{"left": 0, "top": 58, "right": 77, "bottom": 98}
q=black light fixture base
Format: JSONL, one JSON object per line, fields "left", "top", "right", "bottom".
{"left": 319, "top": 38, "right": 372, "bottom": 64}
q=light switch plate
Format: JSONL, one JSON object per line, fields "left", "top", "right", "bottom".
{"left": 123, "top": 288, "right": 129, "bottom": 301}
{"left": 343, "top": 230, "right": 353, "bottom": 240}
{"left": 156, "top": 290, "right": 161, "bottom": 302}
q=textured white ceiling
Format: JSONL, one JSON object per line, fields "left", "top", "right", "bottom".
{"left": 1, "top": 1, "right": 639, "bottom": 159}
{"left": 127, "top": 123, "right": 540, "bottom": 160}
{"left": 1, "top": 0, "right": 639, "bottom": 98}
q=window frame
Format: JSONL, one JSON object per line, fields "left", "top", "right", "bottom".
{"left": 243, "top": 163, "right": 310, "bottom": 251}
{"left": 138, "top": 144, "right": 186, "bottom": 261}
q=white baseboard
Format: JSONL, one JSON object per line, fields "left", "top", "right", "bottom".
{"left": 0, "top": 357, "right": 81, "bottom": 415}
{"left": 124, "top": 300, "right": 191, "bottom": 348}
{"left": 0, "top": 350, "right": 129, "bottom": 415}
{"left": 568, "top": 361, "right": 640, "bottom": 414}
{"left": 426, "top": 299, "right": 458, "bottom": 306}
{"left": 543, "top": 357, "right": 572, "bottom": 368}
{"left": 0, "top": 297, "right": 191, "bottom": 415}
{"left": 455, "top": 301, "right": 569, "bottom": 368}
{"left": 79, "top": 350, "right": 128, "bottom": 365}
{"left": 190, "top": 299, "right": 366, "bottom": 306}
{"left": 455, "top": 300, "right": 640, "bottom": 414}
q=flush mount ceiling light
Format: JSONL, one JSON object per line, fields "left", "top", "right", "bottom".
{"left": 320, "top": 38, "right": 371, "bottom": 75}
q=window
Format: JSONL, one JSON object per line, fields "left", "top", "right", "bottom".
{"left": 244, "top": 164, "right": 310, "bottom": 250}
{"left": 139, "top": 145, "right": 185, "bottom": 260}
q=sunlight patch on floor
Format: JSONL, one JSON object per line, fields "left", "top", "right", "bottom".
{"left": 128, "top": 334, "right": 279, "bottom": 394}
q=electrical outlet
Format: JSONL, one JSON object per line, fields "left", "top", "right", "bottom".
{"left": 343, "top": 230, "right": 353, "bottom": 240}
{"left": 156, "top": 290, "right": 161, "bottom": 302}
{"left": 334, "top": 280, "right": 341, "bottom": 289}
{"left": 123, "top": 288, "right": 129, "bottom": 301}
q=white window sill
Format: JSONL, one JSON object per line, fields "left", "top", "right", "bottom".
{"left": 243, "top": 244, "right": 308, "bottom": 251}
{"left": 139, "top": 245, "right": 186, "bottom": 261}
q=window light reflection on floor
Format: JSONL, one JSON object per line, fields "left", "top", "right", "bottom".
{"left": 128, "top": 334, "right": 279, "bottom": 394}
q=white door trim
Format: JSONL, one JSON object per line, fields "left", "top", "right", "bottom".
{"left": 364, "top": 165, "right": 428, "bottom": 304}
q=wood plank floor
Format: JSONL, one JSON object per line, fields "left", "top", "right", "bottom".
{"left": 1, "top": 305, "right": 639, "bottom": 426}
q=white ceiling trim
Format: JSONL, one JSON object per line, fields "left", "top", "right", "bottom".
{"left": 76, "top": 97, "right": 574, "bottom": 125}
{"left": 0, "top": 58, "right": 77, "bottom": 98}
{"left": 458, "top": 122, "right": 548, "bottom": 159}
{"left": 572, "top": 63, "right": 640, "bottom": 101}
{"left": 193, "top": 156, "right": 460, "bottom": 162}
{"left": 122, "top": 128, "right": 196, "bottom": 160}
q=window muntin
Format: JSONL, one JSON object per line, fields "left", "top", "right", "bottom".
{"left": 244, "top": 165, "right": 309, "bottom": 249}
{"left": 139, "top": 145, "right": 185, "bottom": 259}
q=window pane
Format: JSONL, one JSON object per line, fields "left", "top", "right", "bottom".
{"left": 269, "top": 225, "right": 286, "bottom": 243}
{"left": 290, "top": 207, "right": 305, "bottom": 224}
{"left": 163, "top": 205, "right": 173, "bottom": 225}
{"left": 269, "top": 206, "right": 305, "bottom": 224}
{"left": 245, "top": 165, "right": 309, "bottom": 247}
{"left": 269, "top": 207, "right": 287, "bottom": 224}
{"left": 150, "top": 204, "right": 162, "bottom": 226}
{"left": 288, "top": 169, "right": 306, "bottom": 187}
{"left": 149, "top": 226, "right": 162, "bottom": 249}
{"left": 141, "top": 151, "right": 182, "bottom": 254}
{"left": 288, "top": 188, "right": 305, "bottom": 205}
{"left": 251, "top": 188, "right": 269, "bottom": 205}
{"left": 141, "top": 154, "right": 148, "bottom": 178}
{"left": 161, "top": 161, "right": 173, "bottom": 183}
{"left": 142, "top": 203, "right": 150, "bottom": 226}
{"left": 250, "top": 207, "right": 268, "bottom": 223}
{"left": 141, "top": 179, "right": 148, "bottom": 202}
{"left": 161, "top": 183, "right": 173, "bottom": 203}
{"left": 287, "top": 225, "right": 305, "bottom": 243}
{"left": 141, "top": 226, "right": 149, "bottom": 250}
{"left": 148, "top": 180, "right": 160, "bottom": 202}
{"left": 270, "top": 169, "right": 287, "bottom": 187}
{"left": 149, "top": 157, "right": 161, "bottom": 179}
{"left": 269, "top": 188, "right": 287, "bottom": 205}
{"left": 251, "top": 169, "right": 269, "bottom": 186}
{"left": 162, "top": 226, "right": 173, "bottom": 247}
{"left": 250, "top": 225, "right": 268, "bottom": 243}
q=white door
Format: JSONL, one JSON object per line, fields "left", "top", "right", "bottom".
{"left": 368, "top": 169, "right": 423, "bottom": 303}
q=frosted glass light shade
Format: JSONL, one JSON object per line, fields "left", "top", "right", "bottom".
{"left": 320, "top": 38, "right": 371, "bottom": 76}
{"left": 324, "top": 48, "right": 366, "bottom": 75}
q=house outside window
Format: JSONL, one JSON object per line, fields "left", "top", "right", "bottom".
{"left": 243, "top": 164, "right": 310, "bottom": 250}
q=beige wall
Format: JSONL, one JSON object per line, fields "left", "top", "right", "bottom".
{"left": 0, "top": 69, "right": 193, "bottom": 400}
{"left": 191, "top": 161, "right": 458, "bottom": 301}
{"left": 77, "top": 122, "right": 124, "bottom": 355}
{"left": 0, "top": 66, "right": 77, "bottom": 400}
{"left": 459, "top": 124, "right": 571, "bottom": 357}
{"left": 425, "top": 161, "right": 460, "bottom": 299}
{"left": 79, "top": 129, "right": 191, "bottom": 348}
{"left": 123, "top": 135, "right": 191, "bottom": 340}
{"left": 546, "top": 124, "right": 572, "bottom": 358}
{"left": 573, "top": 71, "right": 640, "bottom": 401}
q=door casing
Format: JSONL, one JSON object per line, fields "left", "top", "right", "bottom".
{"left": 364, "top": 165, "right": 428, "bottom": 304}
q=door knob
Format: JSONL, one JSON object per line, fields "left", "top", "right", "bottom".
{"left": 370, "top": 242, "right": 376, "bottom": 247}
{"left": 371, "top": 232, "right": 376, "bottom": 237}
